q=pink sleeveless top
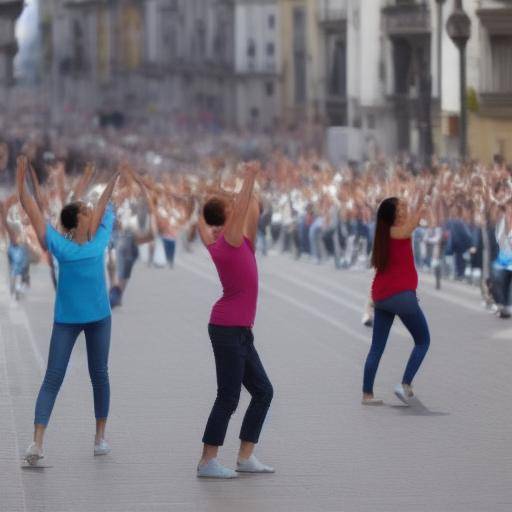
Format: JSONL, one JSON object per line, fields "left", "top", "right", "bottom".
{"left": 207, "top": 235, "right": 258, "bottom": 327}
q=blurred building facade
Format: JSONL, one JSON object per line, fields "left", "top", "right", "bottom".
{"left": 0, "top": 0, "right": 24, "bottom": 103}
{"left": 278, "top": 0, "right": 512, "bottom": 164}
{"left": 234, "top": 0, "right": 281, "bottom": 131}
{"left": 31, "top": 0, "right": 512, "bottom": 162}
{"left": 454, "top": 0, "right": 512, "bottom": 163}
{"left": 40, "top": 0, "right": 237, "bottom": 129}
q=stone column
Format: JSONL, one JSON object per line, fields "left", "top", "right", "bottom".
{"left": 0, "top": 0, "right": 24, "bottom": 111}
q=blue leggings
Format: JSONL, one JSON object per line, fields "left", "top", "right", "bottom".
{"left": 363, "top": 291, "right": 430, "bottom": 394}
{"left": 35, "top": 316, "right": 111, "bottom": 426}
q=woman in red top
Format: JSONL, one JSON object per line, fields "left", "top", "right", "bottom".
{"left": 362, "top": 193, "right": 430, "bottom": 406}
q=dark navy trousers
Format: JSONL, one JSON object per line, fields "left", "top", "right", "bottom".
{"left": 203, "top": 324, "right": 273, "bottom": 446}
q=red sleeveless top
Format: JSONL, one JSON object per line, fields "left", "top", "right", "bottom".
{"left": 371, "top": 238, "right": 418, "bottom": 302}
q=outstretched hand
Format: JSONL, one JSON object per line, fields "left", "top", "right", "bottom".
{"left": 84, "top": 162, "right": 95, "bottom": 180}
{"left": 16, "top": 155, "right": 28, "bottom": 194}
{"left": 243, "top": 160, "right": 261, "bottom": 177}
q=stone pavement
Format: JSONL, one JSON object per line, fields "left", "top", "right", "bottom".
{"left": 0, "top": 248, "right": 511, "bottom": 512}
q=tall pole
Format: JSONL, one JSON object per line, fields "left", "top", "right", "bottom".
{"left": 446, "top": 0, "right": 471, "bottom": 161}
{"left": 436, "top": 0, "right": 445, "bottom": 108}
{"left": 436, "top": 0, "right": 446, "bottom": 157}
{"left": 459, "top": 43, "right": 467, "bottom": 160}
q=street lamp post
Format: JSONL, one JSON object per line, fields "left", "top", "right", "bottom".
{"left": 435, "top": 0, "right": 446, "bottom": 149}
{"left": 446, "top": 0, "right": 471, "bottom": 160}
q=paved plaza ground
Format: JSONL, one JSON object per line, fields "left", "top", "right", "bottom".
{"left": 1, "top": 247, "right": 511, "bottom": 512}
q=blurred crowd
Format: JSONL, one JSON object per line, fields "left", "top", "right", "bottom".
{"left": 1, "top": 123, "right": 512, "bottom": 319}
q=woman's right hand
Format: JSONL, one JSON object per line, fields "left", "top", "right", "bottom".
{"left": 16, "top": 155, "right": 28, "bottom": 192}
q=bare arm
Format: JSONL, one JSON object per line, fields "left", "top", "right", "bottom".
{"left": 89, "top": 171, "right": 120, "bottom": 237}
{"left": 391, "top": 189, "right": 425, "bottom": 239}
{"left": 128, "top": 168, "right": 157, "bottom": 245}
{"left": 197, "top": 210, "right": 215, "bottom": 247}
{"left": 54, "top": 161, "right": 67, "bottom": 204}
{"left": 29, "top": 163, "right": 47, "bottom": 215}
{"left": 0, "top": 201, "right": 17, "bottom": 244}
{"left": 17, "top": 156, "right": 47, "bottom": 250}
{"left": 243, "top": 195, "right": 260, "bottom": 248}
{"left": 71, "top": 162, "right": 95, "bottom": 201}
{"left": 224, "top": 162, "right": 259, "bottom": 247}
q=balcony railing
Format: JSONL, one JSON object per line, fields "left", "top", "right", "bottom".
{"left": 237, "top": 60, "right": 278, "bottom": 75}
{"left": 317, "top": 0, "right": 348, "bottom": 24}
{"left": 382, "top": 2, "right": 430, "bottom": 36}
{"left": 478, "top": 93, "right": 512, "bottom": 118}
{"left": 0, "top": 0, "right": 24, "bottom": 19}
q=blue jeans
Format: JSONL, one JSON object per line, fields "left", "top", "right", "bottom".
{"left": 35, "top": 316, "right": 111, "bottom": 426}
{"left": 203, "top": 325, "right": 273, "bottom": 446}
{"left": 162, "top": 238, "right": 176, "bottom": 266}
{"left": 363, "top": 291, "right": 430, "bottom": 394}
{"left": 309, "top": 218, "right": 324, "bottom": 263}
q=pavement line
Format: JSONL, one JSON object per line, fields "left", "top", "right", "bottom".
{"left": 272, "top": 251, "right": 482, "bottom": 299}
{"left": 182, "top": 251, "right": 412, "bottom": 341}
{"left": 0, "top": 254, "right": 44, "bottom": 375}
{"left": 267, "top": 254, "right": 369, "bottom": 301}
{"left": 176, "top": 258, "right": 370, "bottom": 345}
{"left": 8, "top": 306, "right": 45, "bottom": 376}
{"left": 0, "top": 322, "right": 28, "bottom": 512}
{"left": 261, "top": 267, "right": 411, "bottom": 340}
{"left": 263, "top": 267, "right": 363, "bottom": 314}
{"left": 270, "top": 254, "right": 486, "bottom": 315}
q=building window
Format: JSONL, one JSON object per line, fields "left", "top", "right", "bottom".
{"left": 194, "top": 19, "right": 206, "bottom": 59}
{"left": 266, "top": 42, "right": 275, "bottom": 57}
{"left": 162, "top": 15, "right": 177, "bottom": 61}
{"left": 247, "top": 38, "right": 256, "bottom": 58}
{"left": 328, "top": 38, "right": 346, "bottom": 97}
{"left": 490, "top": 36, "right": 512, "bottom": 93}
{"left": 367, "top": 114, "right": 376, "bottom": 130}
{"left": 251, "top": 107, "right": 260, "bottom": 118}
{"left": 293, "top": 7, "right": 307, "bottom": 104}
{"left": 265, "top": 82, "right": 274, "bottom": 96}
{"left": 268, "top": 14, "right": 275, "bottom": 29}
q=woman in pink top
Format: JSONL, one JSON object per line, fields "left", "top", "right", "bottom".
{"left": 196, "top": 162, "right": 274, "bottom": 479}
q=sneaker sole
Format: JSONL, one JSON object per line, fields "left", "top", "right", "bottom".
{"left": 94, "top": 450, "right": 111, "bottom": 456}
{"left": 196, "top": 473, "right": 238, "bottom": 479}
{"left": 361, "top": 399, "right": 384, "bottom": 406}
{"left": 394, "top": 390, "right": 411, "bottom": 406}
{"left": 24, "top": 454, "right": 43, "bottom": 466}
{"left": 236, "top": 468, "right": 275, "bottom": 473}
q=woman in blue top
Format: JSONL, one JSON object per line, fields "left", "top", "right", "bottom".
{"left": 16, "top": 156, "right": 121, "bottom": 465}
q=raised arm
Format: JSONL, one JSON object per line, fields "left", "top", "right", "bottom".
{"left": 17, "top": 156, "right": 47, "bottom": 249}
{"left": 128, "top": 168, "right": 157, "bottom": 245}
{"left": 89, "top": 170, "right": 120, "bottom": 237}
{"left": 391, "top": 188, "right": 426, "bottom": 239}
{"left": 29, "top": 163, "right": 48, "bottom": 215}
{"left": 197, "top": 207, "right": 216, "bottom": 247}
{"left": 0, "top": 201, "right": 17, "bottom": 244}
{"left": 224, "top": 161, "right": 259, "bottom": 247}
{"left": 53, "top": 161, "right": 67, "bottom": 204}
{"left": 71, "top": 162, "right": 95, "bottom": 202}
{"left": 243, "top": 195, "right": 260, "bottom": 248}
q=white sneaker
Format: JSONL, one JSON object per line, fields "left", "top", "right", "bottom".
{"left": 236, "top": 454, "right": 275, "bottom": 474}
{"left": 361, "top": 313, "right": 373, "bottom": 327}
{"left": 94, "top": 439, "right": 111, "bottom": 456}
{"left": 361, "top": 397, "right": 384, "bottom": 406}
{"left": 24, "top": 442, "right": 44, "bottom": 466}
{"left": 197, "top": 458, "right": 238, "bottom": 478}
{"left": 394, "top": 383, "right": 414, "bottom": 405}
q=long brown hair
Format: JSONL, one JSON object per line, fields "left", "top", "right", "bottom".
{"left": 371, "top": 197, "right": 398, "bottom": 272}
